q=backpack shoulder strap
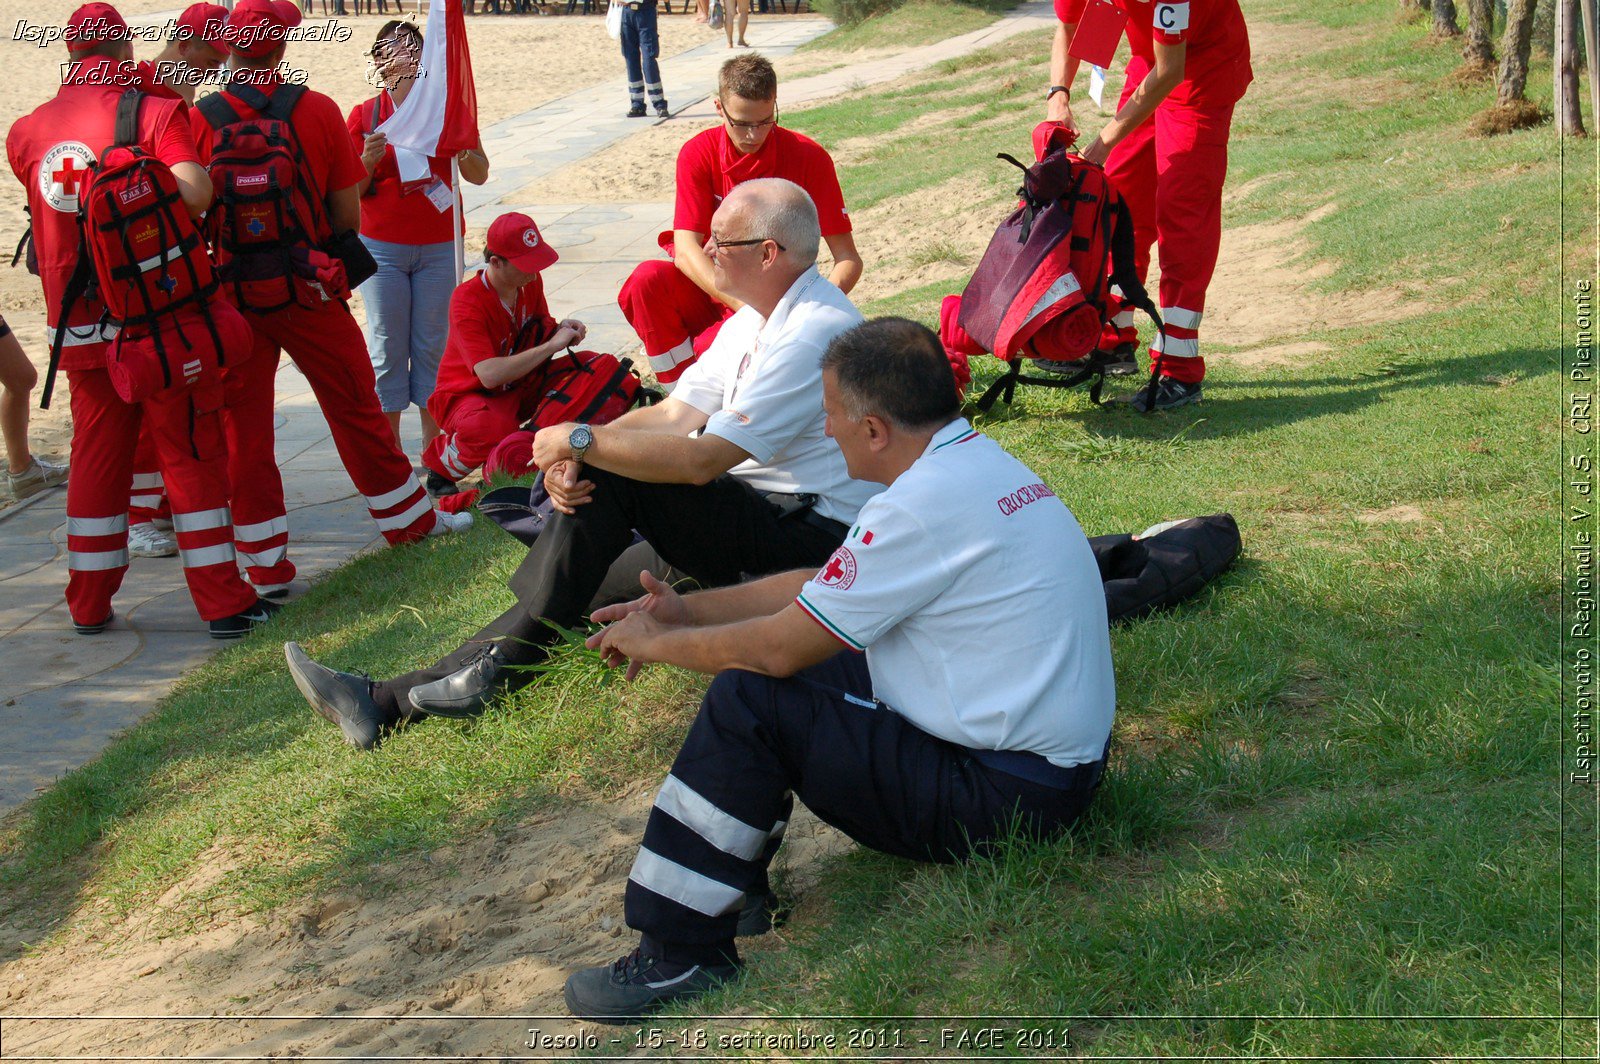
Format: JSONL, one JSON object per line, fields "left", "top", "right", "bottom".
{"left": 113, "top": 89, "right": 143, "bottom": 148}
{"left": 264, "top": 83, "right": 309, "bottom": 122}
{"left": 369, "top": 95, "right": 382, "bottom": 130}
{"left": 197, "top": 90, "right": 242, "bottom": 131}
{"left": 41, "top": 245, "right": 95, "bottom": 411}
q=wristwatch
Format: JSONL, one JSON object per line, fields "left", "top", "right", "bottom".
{"left": 1046, "top": 85, "right": 1070, "bottom": 101}
{"left": 568, "top": 423, "right": 594, "bottom": 463}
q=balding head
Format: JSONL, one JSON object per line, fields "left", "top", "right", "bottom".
{"left": 710, "top": 179, "right": 822, "bottom": 315}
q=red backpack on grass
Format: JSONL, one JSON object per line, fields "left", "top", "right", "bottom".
{"left": 43, "top": 89, "right": 246, "bottom": 408}
{"left": 946, "top": 121, "right": 1164, "bottom": 413}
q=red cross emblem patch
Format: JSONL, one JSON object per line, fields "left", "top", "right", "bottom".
{"left": 818, "top": 547, "right": 857, "bottom": 590}
{"left": 39, "top": 142, "right": 96, "bottom": 213}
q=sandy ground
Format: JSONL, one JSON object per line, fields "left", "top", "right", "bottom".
{"left": 0, "top": 9, "right": 1439, "bottom": 1055}
{"left": 0, "top": 3, "right": 725, "bottom": 511}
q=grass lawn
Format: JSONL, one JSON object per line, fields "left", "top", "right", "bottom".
{"left": 802, "top": 0, "right": 1017, "bottom": 52}
{"left": 1, "top": 0, "right": 1589, "bottom": 1055}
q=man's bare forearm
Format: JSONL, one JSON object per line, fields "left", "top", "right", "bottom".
{"left": 682, "top": 569, "right": 816, "bottom": 627}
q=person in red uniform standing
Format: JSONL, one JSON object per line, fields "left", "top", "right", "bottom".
{"left": 617, "top": 54, "right": 862, "bottom": 390}
{"left": 1048, "top": 0, "right": 1251, "bottom": 410}
{"left": 6, "top": 2, "right": 275, "bottom": 638}
{"left": 195, "top": 0, "right": 470, "bottom": 560}
{"left": 420, "top": 213, "right": 587, "bottom": 491}
{"left": 125, "top": 2, "right": 231, "bottom": 561}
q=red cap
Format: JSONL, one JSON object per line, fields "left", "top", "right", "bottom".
{"left": 65, "top": 2, "right": 129, "bottom": 52}
{"left": 487, "top": 213, "right": 559, "bottom": 274}
{"left": 223, "top": 0, "right": 303, "bottom": 58}
{"left": 174, "top": 2, "right": 228, "bottom": 44}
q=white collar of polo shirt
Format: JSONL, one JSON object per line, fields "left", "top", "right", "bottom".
{"left": 921, "top": 417, "right": 977, "bottom": 458}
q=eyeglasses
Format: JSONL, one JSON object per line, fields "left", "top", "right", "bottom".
{"left": 724, "top": 108, "right": 778, "bottom": 132}
{"left": 709, "top": 235, "right": 786, "bottom": 254}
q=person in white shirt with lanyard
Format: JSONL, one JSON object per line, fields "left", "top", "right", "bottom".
{"left": 562, "top": 316, "right": 1116, "bottom": 1023}
{"left": 285, "top": 178, "right": 879, "bottom": 748}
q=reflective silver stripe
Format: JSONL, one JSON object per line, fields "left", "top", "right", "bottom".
{"left": 234, "top": 515, "right": 288, "bottom": 542}
{"left": 172, "top": 507, "right": 231, "bottom": 534}
{"left": 1023, "top": 271, "right": 1083, "bottom": 327}
{"left": 373, "top": 494, "right": 432, "bottom": 532}
{"left": 1152, "top": 335, "right": 1200, "bottom": 358}
{"left": 180, "top": 543, "right": 237, "bottom": 568}
{"left": 1163, "top": 306, "right": 1203, "bottom": 330}
{"left": 654, "top": 776, "right": 769, "bottom": 861}
{"left": 1110, "top": 310, "right": 1135, "bottom": 328}
{"left": 769, "top": 818, "right": 789, "bottom": 840}
{"left": 128, "top": 494, "right": 163, "bottom": 510}
{"left": 647, "top": 340, "right": 696, "bottom": 373}
{"left": 69, "top": 548, "right": 129, "bottom": 571}
{"left": 134, "top": 243, "right": 186, "bottom": 275}
{"left": 68, "top": 515, "right": 128, "bottom": 537}
{"left": 46, "top": 321, "right": 118, "bottom": 347}
{"left": 627, "top": 847, "right": 744, "bottom": 917}
{"left": 130, "top": 472, "right": 164, "bottom": 490}
{"left": 239, "top": 545, "right": 288, "bottom": 568}
{"left": 365, "top": 479, "right": 423, "bottom": 512}
{"left": 441, "top": 439, "right": 472, "bottom": 479}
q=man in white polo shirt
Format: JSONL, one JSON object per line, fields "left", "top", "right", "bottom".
{"left": 563, "top": 317, "right": 1115, "bottom": 1023}
{"left": 284, "top": 178, "right": 879, "bottom": 748}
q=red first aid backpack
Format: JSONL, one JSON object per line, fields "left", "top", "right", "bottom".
{"left": 950, "top": 122, "right": 1164, "bottom": 413}
{"left": 44, "top": 89, "right": 241, "bottom": 408}
{"left": 526, "top": 350, "right": 653, "bottom": 428}
{"left": 198, "top": 81, "right": 349, "bottom": 312}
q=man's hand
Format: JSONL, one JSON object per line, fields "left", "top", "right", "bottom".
{"left": 543, "top": 458, "right": 594, "bottom": 514}
{"left": 590, "top": 570, "right": 691, "bottom": 628}
{"left": 587, "top": 610, "right": 668, "bottom": 682}
{"left": 558, "top": 319, "right": 587, "bottom": 346}
{"left": 1047, "top": 93, "right": 1076, "bottom": 131}
{"left": 361, "top": 131, "right": 387, "bottom": 170}
{"left": 1081, "top": 135, "right": 1111, "bottom": 167}
{"left": 533, "top": 421, "right": 578, "bottom": 472}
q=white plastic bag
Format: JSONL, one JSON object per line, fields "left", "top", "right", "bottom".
{"left": 606, "top": 0, "right": 624, "bottom": 39}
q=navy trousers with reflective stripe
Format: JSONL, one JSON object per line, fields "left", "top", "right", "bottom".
{"left": 625, "top": 651, "right": 1106, "bottom": 966}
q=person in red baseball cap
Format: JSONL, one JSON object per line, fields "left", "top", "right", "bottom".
{"left": 419, "top": 213, "right": 585, "bottom": 495}
{"left": 222, "top": 0, "right": 303, "bottom": 59}
{"left": 140, "top": 4, "right": 229, "bottom": 105}
{"left": 64, "top": 2, "right": 130, "bottom": 52}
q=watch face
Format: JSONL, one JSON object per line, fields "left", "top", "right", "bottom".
{"left": 571, "top": 425, "right": 593, "bottom": 451}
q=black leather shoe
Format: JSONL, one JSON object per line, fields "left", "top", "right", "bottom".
{"left": 625, "top": 104, "right": 647, "bottom": 117}
{"left": 424, "top": 470, "right": 460, "bottom": 498}
{"left": 563, "top": 947, "right": 739, "bottom": 1024}
{"left": 406, "top": 644, "right": 510, "bottom": 718}
{"left": 210, "top": 597, "right": 281, "bottom": 640}
{"left": 284, "top": 641, "right": 384, "bottom": 750}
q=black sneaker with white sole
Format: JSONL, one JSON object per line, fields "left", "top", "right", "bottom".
{"left": 1102, "top": 341, "right": 1140, "bottom": 377}
{"left": 424, "top": 470, "right": 460, "bottom": 498}
{"left": 209, "top": 597, "right": 281, "bottom": 640}
{"left": 1127, "top": 375, "right": 1203, "bottom": 412}
{"left": 563, "top": 948, "right": 740, "bottom": 1024}
{"left": 283, "top": 641, "right": 385, "bottom": 750}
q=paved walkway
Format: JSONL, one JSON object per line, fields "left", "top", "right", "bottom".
{"left": 0, "top": 1, "right": 1056, "bottom": 814}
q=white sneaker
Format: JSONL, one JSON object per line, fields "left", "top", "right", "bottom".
{"left": 427, "top": 509, "right": 473, "bottom": 537}
{"left": 7, "top": 456, "right": 68, "bottom": 500}
{"left": 128, "top": 522, "right": 179, "bottom": 558}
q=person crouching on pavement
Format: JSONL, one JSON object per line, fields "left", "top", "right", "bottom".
{"left": 419, "top": 213, "right": 587, "bottom": 497}
{"left": 562, "top": 317, "right": 1116, "bottom": 1023}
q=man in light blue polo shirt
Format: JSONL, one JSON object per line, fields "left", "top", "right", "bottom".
{"left": 565, "top": 316, "right": 1115, "bottom": 1023}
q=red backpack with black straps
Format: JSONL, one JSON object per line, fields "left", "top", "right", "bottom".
{"left": 42, "top": 88, "right": 246, "bottom": 408}
{"left": 947, "top": 121, "right": 1165, "bottom": 412}
{"left": 198, "top": 81, "right": 351, "bottom": 312}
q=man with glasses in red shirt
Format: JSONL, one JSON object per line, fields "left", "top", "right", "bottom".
{"left": 618, "top": 54, "right": 862, "bottom": 391}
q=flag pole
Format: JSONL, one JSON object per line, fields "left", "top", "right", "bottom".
{"left": 452, "top": 155, "right": 465, "bottom": 284}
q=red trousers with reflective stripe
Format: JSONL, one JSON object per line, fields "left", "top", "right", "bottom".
{"left": 128, "top": 424, "right": 170, "bottom": 526}
{"left": 219, "top": 344, "right": 297, "bottom": 588}
{"left": 618, "top": 259, "right": 733, "bottom": 387}
{"left": 65, "top": 368, "right": 258, "bottom": 625}
{"left": 241, "top": 302, "right": 436, "bottom": 544}
{"left": 421, "top": 391, "right": 530, "bottom": 482}
{"left": 1103, "top": 57, "right": 1238, "bottom": 385}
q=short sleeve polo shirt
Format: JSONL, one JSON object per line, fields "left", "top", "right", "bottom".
{"left": 796, "top": 419, "right": 1116, "bottom": 768}
{"left": 1053, "top": 0, "right": 1252, "bottom": 107}
{"left": 672, "top": 125, "right": 852, "bottom": 239}
{"left": 671, "top": 268, "right": 877, "bottom": 525}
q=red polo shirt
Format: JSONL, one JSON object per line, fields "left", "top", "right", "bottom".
{"left": 1054, "top": 0, "right": 1252, "bottom": 107}
{"left": 6, "top": 57, "right": 200, "bottom": 371}
{"left": 672, "top": 125, "right": 852, "bottom": 239}
{"left": 346, "top": 91, "right": 461, "bottom": 246}
{"left": 429, "top": 270, "right": 560, "bottom": 419}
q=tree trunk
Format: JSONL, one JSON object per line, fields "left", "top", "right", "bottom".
{"left": 1497, "top": 0, "right": 1540, "bottom": 104}
{"left": 1557, "top": 0, "right": 1588, "bottom": 132}
{"left": 1434, "top": 0, "right": 1462, "bottom": 35}
{"left": 1464, "top": 0, "right": 1497, "bottom": 64}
